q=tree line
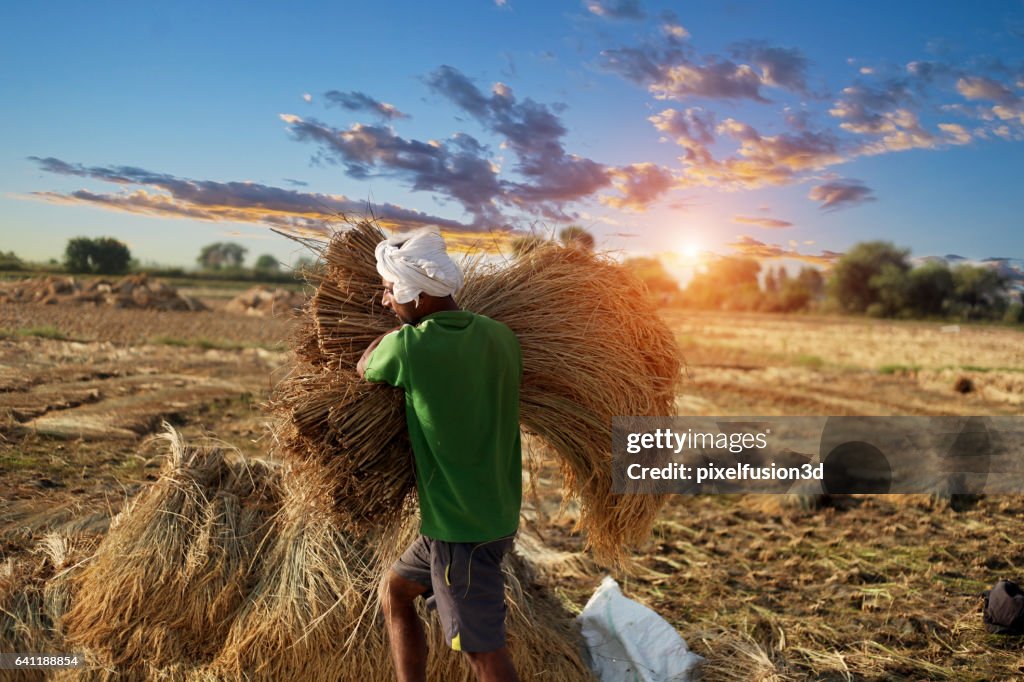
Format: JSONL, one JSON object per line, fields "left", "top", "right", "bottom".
{"left": 646, "top": 240, "right": 1021, "bottom": 323}
{"left": 0, "top": 237, "right": 297, "bottom": 278}
{"left": 6, "top": 234, "right": 1018, "bottom": 324}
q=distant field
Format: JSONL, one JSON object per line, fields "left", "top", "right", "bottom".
{"left": 1, "top": 304, "right": 1022, "bottom": 680}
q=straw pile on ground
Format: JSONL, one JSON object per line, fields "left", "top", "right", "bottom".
{"left": 224, "top": 286, "right": 305, "bottom": 317}
{"left": 0, "top": 275, "right": 207, "bottom": 311}
{"left": 272, "top": 220, "right": 682, "bottom": 564}
{"left": 61, "top": 429, "right": 281, "bottom": 673}
{"left": 0, "top": 536, "right": 89, "bottom": 675}
{"left": 50, "top": 427, "right": 591, "bottom": 680}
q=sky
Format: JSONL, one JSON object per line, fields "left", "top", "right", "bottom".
{"left": 2, "top": 0, "right": 1023, "bottom": 272}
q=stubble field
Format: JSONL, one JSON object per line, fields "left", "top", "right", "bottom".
{"left": 1, "top": 300, "right": 1022, "bottom": 680}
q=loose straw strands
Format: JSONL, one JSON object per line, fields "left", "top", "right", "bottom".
{"left": 274, "top": 219, "right": 682, "bottom": 565}
{"left": 52, "top": 427, "right": 591, "bottom": 680}
{"left": 61, "top": 428, "right": 281, "bottom": 672}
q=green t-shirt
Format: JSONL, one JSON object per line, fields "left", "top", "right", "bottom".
{"left": 364, "top": 310, "right": 522, "bottom": 542}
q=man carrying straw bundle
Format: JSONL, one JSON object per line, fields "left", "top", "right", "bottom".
{"left": 357, "top": 229, "right": 523, "bottom": 682}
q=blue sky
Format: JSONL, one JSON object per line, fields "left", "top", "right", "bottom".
{"left": 2, "top": 0, "right": 1023, "bottom": 270}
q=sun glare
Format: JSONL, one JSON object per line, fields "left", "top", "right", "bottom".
{"left": 681, "top": 242, "right": 701, "bottom": 260}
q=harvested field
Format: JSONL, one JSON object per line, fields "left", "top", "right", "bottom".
{"left": 224, "top": 286, "right": 306, "bottom": 317}
{"left": 0, "top": 275, "right": 206, "bottom": 311}
{"left": 2, "top": 297, "right": 1023, "bottom": 680}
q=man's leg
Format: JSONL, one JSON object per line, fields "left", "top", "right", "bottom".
{"left": 379, "top": 569, "right": 429, "bottom": 682}
{"left": 431, "top": 536, "right": 518, "bottom": 682}
{"left": 465, "top": 647, "right": 519, "bottom": 682}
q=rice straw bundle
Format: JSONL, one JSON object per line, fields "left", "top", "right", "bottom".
{"left": 54, "top": 427, "right": 590, "bottom": 680}
{"left": 272, "top": 219, "right": 679, "bottom": 561}
{"left": 0, "top": 532, "right": 99, "bottom": 682}
{"left": 273, "top": 219, "right": 682, "bottom": 564}
{"left": 214, "top": 479, "right": 591, "bottom": 682}
{"left": 465, "top": 245, "right": 681, "bottom": 563}
{"left": 62, "top": 429, "right": 281, "bottom": 671}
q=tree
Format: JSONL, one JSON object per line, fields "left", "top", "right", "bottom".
{"left": 905, "top": 261, "right": 954, "bottom": 316}
{"left": 796, "top": 267, "right": 825, "bottom": 297}
{"left": 868, "top": 263, "right": 911, "bottom": 317}
{"left": 828, "top": 241, "right": 910, "bottom": 313}
{"left": 683, "top": 256, "right": 761, "bottom": 310}
{"left": 509, "top": 235, "right": 548, "bottom": 257}
{"left": 63, "top": 236, "right": 132, "bottom": 275}
{"left": 254, "top": 254, "right": 280, "bottom": 271}
{"left": 761, "top": 267, "right": 822, "bottom": 313}
{"left": 559, "top": 225, "right": 595, "bottom": 251}
{"left": 197, "top": 242, "right": 247, "bottom": 270}
{"left": 623, "top": 256, "right": 681, "bottom": 303}
{"left": 0, "top": 250, "right": 23, "bottom": 270}
{"left": 951, "top": 264, "right": 1007, "bottom": 320}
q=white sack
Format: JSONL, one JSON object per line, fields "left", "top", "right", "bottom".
{"left": 577, "top": 576, "right": 703, "bottom": 681}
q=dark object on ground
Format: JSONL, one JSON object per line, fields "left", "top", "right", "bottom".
{"left": 953, "top": 376, "right": 974, "bottom": 394}
{"left": 983, "top": 579, "right": 1024, "bottom": 635}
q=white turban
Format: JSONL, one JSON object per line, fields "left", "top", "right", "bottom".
{"left": 374, "top": 230, "right": 464, "bottom": 305}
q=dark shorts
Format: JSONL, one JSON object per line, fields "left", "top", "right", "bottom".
{"left": 392, "top": 534, "right": 515, "bottom": 653}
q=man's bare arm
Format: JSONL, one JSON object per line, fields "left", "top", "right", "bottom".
{"left": 356, "top": 331, "right": 395, "bottom": 378}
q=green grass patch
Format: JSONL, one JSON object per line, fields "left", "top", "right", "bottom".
{"left": 878, "top": 364, "right": 921, "bottom": 375}
{"left": 149, "top": 335, "right": 285, "bottom": 352}
{"left": 794, "top": 353, "right": 824, "bottom": 369}
{"left": 953, "top": 365, "right": 1024, "bottom": 374}
{"left": 150, "top": 335, "right": 248, "bottom": 350}
{"left": 9, "top": 326, "right": 69, "bottom": 340}
{"left": 0, "top": 451, "right": 46, "bottom": 471}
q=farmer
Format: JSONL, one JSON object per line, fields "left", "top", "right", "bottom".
{"left": 357, "top": 229, "right": 522, "bottom": 682}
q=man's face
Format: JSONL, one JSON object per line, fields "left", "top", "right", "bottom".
{"left": 381, "top": 279, "right": 418, "bottom": 324}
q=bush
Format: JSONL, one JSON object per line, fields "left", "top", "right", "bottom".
{"left": 0, "top": 250, "right": 24, "bottom": 270}
{"left": 197, "top": 242, "right": 248, "bottom": 270}
{"left": 828, "top": 241, "right": 910, "bottom": 313}
{"left": 952, "top": 265, "right": 1007, "bottom": 320}
{"left": 1003, "top": 302, "right": 1023, "bottom": 324}
{"left": 682, "top": 256, "right": 760, "bottom": 310}
{"left": 63, "top": 237, "right": 132, "bottom": 275}
{"left": 622, "top": 256, "right": 681, "bottom": 304}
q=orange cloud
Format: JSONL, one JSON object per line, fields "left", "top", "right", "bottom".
{"left": 732, "top": 215, "right": 793, "bottom": 228}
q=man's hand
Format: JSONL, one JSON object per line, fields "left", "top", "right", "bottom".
{"left": 356, "top": 329, "right": 397, "bottom": 378}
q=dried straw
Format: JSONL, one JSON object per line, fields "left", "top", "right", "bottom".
{"left": 61, "top": 429, "right": 281, "bottom": 672}
{"left": 0, "top": 531, "right": 98, "bottom": 682}
{"left": 272, "top": 219, "right": 682, "bottom": 564}
{"left": 54, "top": 427, "right": 591, "bottom": 680}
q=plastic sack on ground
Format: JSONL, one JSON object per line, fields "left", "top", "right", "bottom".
{"left": 577, "top": 575, "right": 704, "bottom": 681}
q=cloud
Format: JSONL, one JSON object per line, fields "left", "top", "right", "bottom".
{"left": 601, "top": 163, "right": 674, "bottom": 210}
{"left": 585, "top": 0, "right": 645, "bottom": 20}
{"left": 656, "top": 59, "right": 765, "bottom": 102}
{"left": 726, "top": 235, "right": 840, "bottom": 265}
{"left": 661, "top": 21, "right": 688, "bottom": 42}
{"left": 280, "top": 115, "right": 506, "bottom": 227}
{"left": 323, "top": 90, "right": 410, "bottom": 120}
{"left": 302, "top": 93, "right": 312, "bottom": 103}
{"left": 808, "top": 179, "right": 876, "bottom": 211}
{"left": 937, "top": 122, "right": 972, "bottom": 145}
{"left": 707, "top": 119, "right": 845, "bottom": 187}
{"left": 651, "top": 108, "right": 846, "bottom": 188}
{"left": 829, "top": 81, "right": 917, "bottom": 134}
{"left": 25, "top": 156, "right": 481, "bottom": 238}
{"left": 424, "top": 66, "right": 614, "bottom": 212}
{"left": 601, "top": 37, "right": 811, "bottom": 102}
{"left": 283, "top": 178, "right": 309, "bottom": 187}
{"left": 732, "top": 215, "right": 793, "bottom": 228}
{"left": 731, "top": 41, "right": 810, "bottom": 94}
{"left": 286, "top": 69, "right": 673, "bottom": 223}
{"left": 956, "top": 76, "right": 1020, "bottom": 105}
{"left": 649, "top": 107, "right": 715, "bottom": 165}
